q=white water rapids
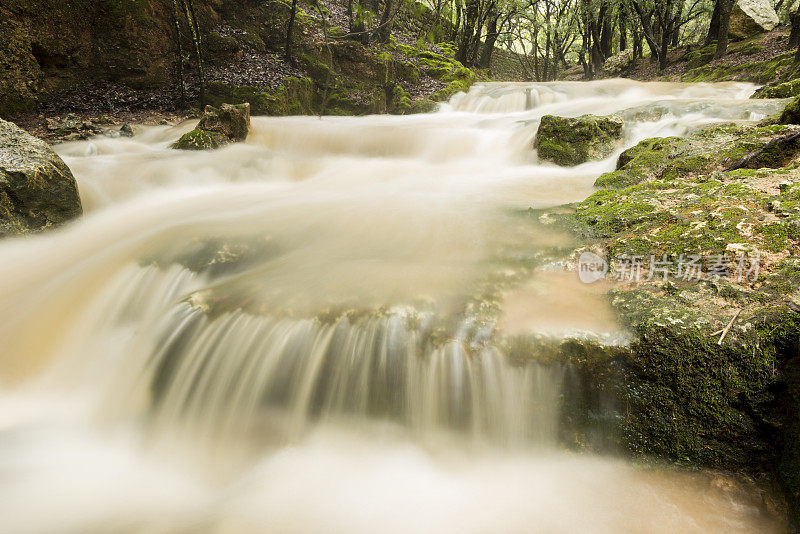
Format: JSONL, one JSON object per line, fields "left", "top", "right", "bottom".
{"left": 0, "top": 80, "right": 789, "bottom": 533}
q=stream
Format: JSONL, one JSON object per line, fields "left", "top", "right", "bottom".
{"left": 0, "top": 79, "right": 790, "bottom": 533}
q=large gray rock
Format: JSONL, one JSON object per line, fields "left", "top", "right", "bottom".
{"left": 534, "top": 114, "right": 624, "bottom": 166}
{"left": 603, "top": 49, "right": 635, "bottom": 76}
{"left": 728, "top": 0, "right": 779, "bottom": 40}
{"left": 0, "top": 119, "right": 82, "bottom": 236}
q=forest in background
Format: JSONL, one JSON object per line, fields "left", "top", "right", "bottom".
{"left": 2, "top": 0, "right": 800, "bottom": 126}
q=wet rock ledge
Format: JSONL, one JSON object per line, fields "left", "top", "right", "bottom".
{"left": 543, "top": 102, "right": 800, "bottom": 525}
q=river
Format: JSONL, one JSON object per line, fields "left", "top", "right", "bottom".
{"left": 0, "top": 79, "right": 789, "bottom": 533}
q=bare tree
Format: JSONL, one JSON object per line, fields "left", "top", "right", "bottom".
{"left": 181, "top": 0, "right": 206, "bottom": 108}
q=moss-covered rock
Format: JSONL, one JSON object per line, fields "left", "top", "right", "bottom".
{"left": 683, "top": 51, "right": 796, "bottom": 85}
{"left": 534, "top": 114, "right": 624, "bottom": 166}
{"left": 780, "top": 96, "right": 800, "bottom": 125}
{"left": 557, "top": 118, "right": 800, "bottom": 519}
{"left": 0, "top": 118, "right": 82, "bottom": 236}
{"left": 752, "top": 79, "right": 800, "bottom": 99}
{"left": 172, "top": 129, "right": 228, "bottom": 151}
{"left": 408, "top": 98, "right": 438, "bottom": 114}
{"left": 207, "top": 77, "right": 317, "bottom": 116}
{"left": 602, "top": 49, "right": 634, "bottom": 76}
{"left": 196, "top": 103, "right": 250, "bottom": 142}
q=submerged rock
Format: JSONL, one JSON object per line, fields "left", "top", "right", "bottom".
{"left": 173, "top": 103, "right": 251, "bottom": 151}
{"left": 0, "top": 119, "right": 82, "bottom": 236}
{"left": 534, "top": 114, "right": 624, "bottom": 167}
{"left": 729, "top": 0, "right": 779, "bottom": 40}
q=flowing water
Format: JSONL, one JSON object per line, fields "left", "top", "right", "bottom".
{"left": 0, "top": 80, "right": 790, "bottom": 533}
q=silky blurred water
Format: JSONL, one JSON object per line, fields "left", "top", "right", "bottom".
{"left": 0, "top": 80, "right": 788, "bottom": 533}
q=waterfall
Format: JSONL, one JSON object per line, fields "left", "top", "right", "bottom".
{"left": 0, "top": 80, "right": 788, "bottom": 533}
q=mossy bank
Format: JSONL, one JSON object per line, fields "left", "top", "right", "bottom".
{"left": 529, "top": 115, "right": 800, "bottom": 524}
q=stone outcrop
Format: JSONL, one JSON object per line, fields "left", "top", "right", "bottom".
{"left": 534, "top": 114, "right": 624, "bottom": 166}
{"left": 0, "top": 0, "right": 177, "bottom": 117}
{"left": 550, "top": 121, "right": 800, "bottom": 521}
{"left": 603, "top": 49, "right": 635, "bottom": 77}
{"left": 780, "top": 96, "right": 800, "bottom": 125}
{"left": 752, "top": 80, "right": 800, "bottom": 100}
{"left": 0, "top": 119, "right": 82, "bottom": 236}
{"left": 197, "top": 103, "right": 250, "bottom": 142}
{"left": 173, "top": 103, "right": 251, "bottom": 151}
{"left": 729, "top": 0, "right": 779, "bottom": 40}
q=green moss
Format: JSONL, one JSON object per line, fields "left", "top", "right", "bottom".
{"left": 576, "top": 187, "right": 658, "bottom": 237}
{"left": 661, "top": 155, "right": 712, "bottom": 180}
{"left": 535, "top": 114, "right": 624, "bottom": 167}
{"left": 172, "top": 129, "right": 227, "bottom": 150}
{"left": 752, "top": 79, "right": 800, "bottom": 99}
{"left": 594, "top": 169, "right": 647, "bottom": 189}
{"left": 599, "top": 290, "right": 800, "bottom": 472}
{"left": 207, "top": 77, "right": 316, "bottom": 116}
{"left": 408, "top": 98, "right": 437, "bottom": 113}
{"left": 617, "top": 137, "right": 683, "bottom": 173}
{"left": 780, "top": 96, "right": 800, "bottom": 125}
{"left": 389, "top": 84, "right": 412, "bottom": 114}
{"left": 683, "top": 52, "right": 796, "bottom": 84}
{"left": 757, "top": 223, "right": 800, "bottom": 252}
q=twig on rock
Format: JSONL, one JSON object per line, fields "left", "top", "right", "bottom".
{"left": 717, "top": 309, "right": 741, "bottom": 345}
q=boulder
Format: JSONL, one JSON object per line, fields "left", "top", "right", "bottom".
{"left": 0, "top": 119, "right": 82, "bottom": 236}
{"left": 534, "top": 114, "right": 624, "bottom": 166}
{"left": 172, "top": 129, "right": 229, "bottom": 151}
{"left": 603, "top": 49, "right": 635, "bottom": 77}
{"left": 197, "top": 103, "right": 250, "bottom": 142}
{"left": 779, "top": 96, "right": 800, "bottom": 124}
{"left": 173, "top": 103, "right": 251, "bottom": 151}
{"left": 751, "top": 80, "right": 800, "bottom": 99}
{"left": 728, "top": 0, "right": 779, "bottom": 41}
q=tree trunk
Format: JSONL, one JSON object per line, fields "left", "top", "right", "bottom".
{"left": 715, "top": 0, "right": 732, "bottom": 58}
{"left": 171, "top": 0, "right": 186, "bottom": 108}
{"left": 457, "top": 0, "right": 479, "bottom": 65}
{"left": 376, "top": 0, "right": 393, "bottom": 42}
{"left": 619, "top": 6, "right": 628, "bottom": 51}
{"left": 659, "top": 15, "right": 672, "bottom": 70}
{"left": 670, "top": 2, "right": 682, "bottom": 47}
{"left": 706, "top": 0, "right": 721, "bottom": 45}
{"left": 633, "top": 26, "right": 642, "bottom": 58}
{"left": 285, "top": 0, "right": 299, "bottom": 60}
{"left": 452, "top": 0, "right": 462, "bottom": 43}
{"left": 790, "top": 9, "right": 800, "bottom": 48}
{"left": 182, "top": 0, "right": 205, "bottom": 108}
{"left": 478, "top": 14, "right": 500, "bottom": 68}
{"left": 600, "top": 7, "right": 613, "bottom": 58}
{"left": 632, "top": 1, "right": 661, "bottom": 62}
